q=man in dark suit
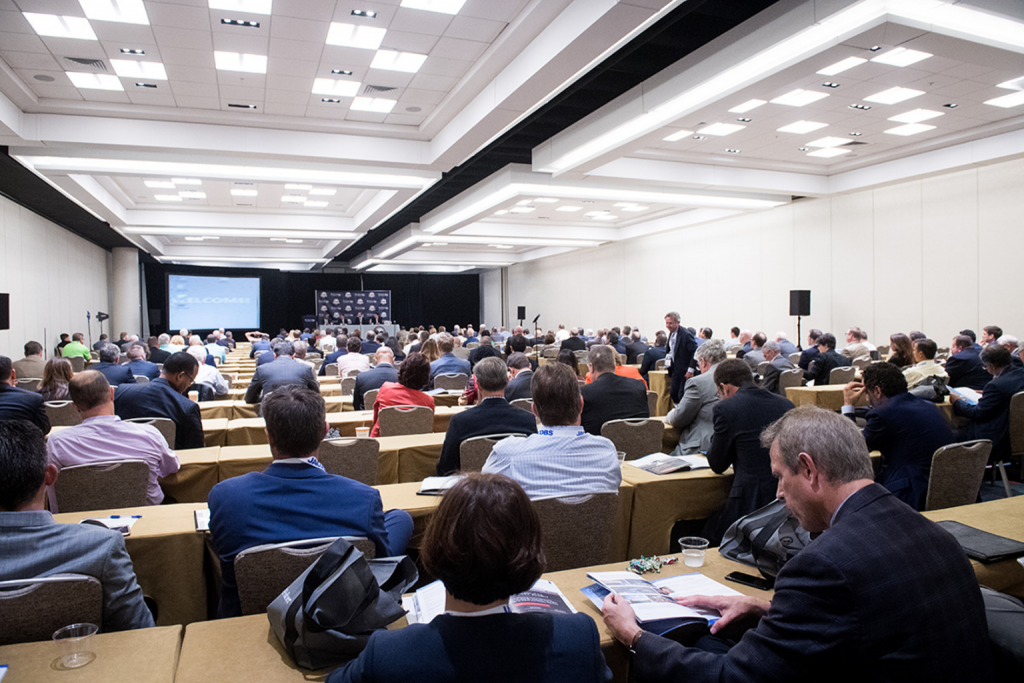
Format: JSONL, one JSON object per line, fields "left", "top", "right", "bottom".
{"left": 504, "top": 353, "right": 534, "bottom": 401}
{"left": 703, "top": 359, "right": 793, "bottom": 545}
{"left": 803, "top": 333, "right": 851, "bottom": 385}
{"left": 353, "top": 347, "right": 399, "bottom": 411}
{"left": 797, "top": 328, "right": 822, "bottom": 370}
{"left": 113, "top": 352, "right": 204, "bottom": 449}
{"left": 560, "top": 327, "right": 587, "bottom": 352}
{"left": 126, "top": 343, "right": 160, "bottom": 380}
{"left": 208, "top": 385, "right": 412, "bottom": 617}
{"left": 360, "top": 333, "right": 382, "bottom": 354}
{"left": 436, "top": 357, "right": 538, "bottom": 476}
{"left": 952, "top": 344, "right": 1024, "bottom": 463}
{"left": 580, "top": 345, "right": 649, "bottom": 436}
{"left": 623, "top": 331, "right": 649, "bottom": 365}
{"left": 665, "top": 311, "right": 698, "bottom": 404}
{"left": 604, "top": 405, "right": 992, "bottom": 682}
{"left": 0, "top": 355, "right": 50, "bottom": 434}
{"left": 93, "top": 344, "right": 136, "bottom": 386}
{"left": 318, "top": 334, "right": 348, "bottom": 376}
{"left": 148, "top": 335, "right": 172, "bottom": 364}
{"left": 760, "top": 341, "right": 796, "bottom": 395}
{"left": 842, "top": 363, "right": 954, "bottom": 510}
{"left": 945, "top": 334, "right": 992, "bottom": 390}
{"left": 248, "top": 334, "right": 272, "bottom": 359}
{"left": 244, "top": 341, "right": 319, "bottom": 404}
{"left": 639, "top": 332, "right": 668, "bottom": 384}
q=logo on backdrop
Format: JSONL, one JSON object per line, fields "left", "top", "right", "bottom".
{"left": 316, "top": 290, "right": 392, "bottom": 325}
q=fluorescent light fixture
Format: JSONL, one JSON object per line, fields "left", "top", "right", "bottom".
{"left": 154, "top": 194, "right": 183, "bottom": 201}
{"left": 230, "top": 189, "right": 258, "bottom": 196}
{"left": 728, "top": 99, "right": 765, "bottom": 113}
{"left": 172, "top": 178, "right": 202, "bottom": 185}
{"left": 533, "top": 197, "right": 559, "bottom": 203}
{"left": 870, "top": 47, "right": 931, "bottom": 67}
{"left": 556, "top": 206, "right": 582, "bottom": 212}
{"left": 887, "top": 108, "right": 943, "bottom": 124}
{"left": 613, "top": 202, "right": 636, "bottom": 207}
{"left": 493, "top": 210, "right": 508, "bottom": 215}
{"left": 816, "top": 56, "right": 866, "bottom": 76}
{"left": 209, "top": 0, "right": 273, "bottom": 13}
{"left": 284, "top": 183, "right": 312, "bottom": 190}
{"left": 621, "top": 206, "right": 648, "bottom": 212}
{"left": 807, "top": 136, "right": 853, "bottom": 148}
{"left": 515, "top": 199, "right": 533, "bottom": 206}
{"left": 144, "top": 180, "right": 175, "bottom": 188}
{"left": 662, "top": 129, "right": 694, "bottom": 142}
{"left": 23, "top": 13, "right": 97, "bottom": 39}
{"left": 281, "top": 195, "right": 306, "bottom": 202}
{"left": 284, "top": 239, "right": 303, "bottom": 243}
{"left": 864, "top": 87, "right": 924, "bottom": 104}
{"left": 326, "top": 23, "right": 386, "bottom": 50}
{"left": 78, "top": 0, "right": 149, "bottom": 25}
{"left": 806, "top": 147, "right": 851, "bottom": 158}
{"left": 110, "top": 59, "right": 167, "bottom": 80}
{"left": 400, "top": 0, "right": 466, "bottom": 14}
{"left": 697, "top": 123, "right": 745, "bottom": 136}
{"left": 311, "top": 78, "right": 360, "bottom": 97}
{"left": 370, "top": 50, "right": 427, "bottom": 73}
{"left": 214, "top": 51, "right": 267, "bottom": 74}
{"left": 584, "top": 211, "right": 607, "bottom": 217}
{"left": 184, "top": 236, "right": 205, "bottom": 241}
{"left": 304, "top": 201, "right": 329, "bottom": 207}
{"left": 883, "top": 123, "right": 936, "bottom": 136}
{"left": 776, "top": 120, "right": 827, "bottom": 134}
{"left": 984, "top": 91, "right": 1024, "bottom": 108}
{"left": 350, "top": 97, "right": 396, "bottom": 113}
{"left": 66, "top": 72, "right": 123, "bottom": 90}
{"left": 770, "top": 89, "right": 829, "bottom": 107}
{"left": 309, "top": 188, "right": 337, "bottom": 196}
{"left": 377, "top": 236, "right": 417, "bottom": 258}
{"left": 125, "top": 227, "right": 355, "bottom": 239}
{"left": 178, "top": 190, "right": 206, "bottom": 198}
{"left": 508, "top": 207, "right": 535, "bottom": 214}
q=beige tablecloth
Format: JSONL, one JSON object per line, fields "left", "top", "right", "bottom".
{"left": 202, "top": 418, "right": 229, "bottom": 447}
{"left": 159, "top": 446, "right": 220, "bottom": 504}
{"left": 785, "top": 386, "right": 954, "bottom": 421}
{"left": 648, "top": 370, "right": 671, "bottom": 416}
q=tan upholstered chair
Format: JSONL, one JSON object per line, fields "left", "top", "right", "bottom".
{"left": 362, "top": 389, "right": 379, "bottom": 411}
{"left": 646, "top": 391, "right": 658, "bottom": 416}
{"left": 924, "top": 440, "right": 992, "bottom": 511}
{"left": 124, "top": 417, "right": 176, "bottom": 449}
{"left": 788, "top": 352, "right": 801, "bottom": 365}
{"left": 756, "top": 361, "right": 770, "bottom": 377}
{"left": 542, "top": 347, "right": 559, "bottom": 359}
{"left": 510, "top": 398, "right": 534, "bottom": 413}
{"left": 343, "top": 367, "right": 363, "bottom": 379}
{"left": 45, "top": 400, "right": 82, "bottom": 427}
{"left": 0, "top": 574, "right": 103, "bottom": 645}
{"left": 876, "top": 344, "right": 890, "bottom": 356}
{"left": 340, "top": 377, "right": 357, "bottom": 396}
{"left": 324, "top": 363, "right": 340, "bottom": 377}
{"left": 234, "top": 537, "right": 375, "bottom": 616}
{"left": 636, "top": 352, "right": 645, "bottom": 367}
{"left": 15, "top": 377, "right": 42, "bottom": 392}
{"left": 654, "top": 359, "right": 667, "bottom": 371}
{"left": 852, "top": 357, "right": 873, "bottom": 371}
{"left": 52, "top": 460, "right": 149, "bottom": 513}
{"left": 459, "top": 434, "right": 527, "bottom": 473}
{"left": 828, "top": 366, "right": 856, "bottom": 385}
{"left": 466, "top": 342, "right": 479, "bottom": 349}
{"left": 600, "top": 419, "right": 663, "bottom": 461}
{"left": 434, "top": 373, "right": 469, "bottom": 391}
{"left": 532, "top": 493, "right": 618, "bottom": 572}
{"left": 452, "top": 347, "right": 471, "bottom": 360}
{"left": 778, "top": 368, "right": 804, "bottom": 393}
{"left": 377, "top": 405, "right": 433, "bottom": 437}
{"left": 69, "top": 356, "right": 86, "bottom": 373}
{"left": 317, "top": 438, "right": 379, "bottom": 486}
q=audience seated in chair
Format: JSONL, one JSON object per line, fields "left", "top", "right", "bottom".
{"left": 0, "top": 354, "right": 50, "bottom": 434}
{"left": 369, "top": 353, "right": 435, "bottom": 438}
{"left": 113, "top": 352, "right": 204, "bottom": 450}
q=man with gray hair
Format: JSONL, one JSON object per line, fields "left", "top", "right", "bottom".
{"left": 603, "top": 405, "right": 992, "bottom": 682}
{"left": 775, "top": 331, "right": 798, "bottom": 356}
{"left": 666, "top": 339, "right": 725, "bottom": 454}
{"left": 580, "top": 345, "right": 649, "bottom": 436}
{"left": 664, "top": 311, "right": 698, "bottom": 403}
{"left": 760, "top": 340, "right": 796, "bottom": 396}
{"left": 94, "top": 343, "right": 136, "bottom": 386}
{"left": 244, "top": 340, "right": 318, "bottom": 404}
{"left": 436, "top": 356, "right": 538, "bottom": 476}
{"left": 127, "top": 343, "right": 160, "bottom": 380}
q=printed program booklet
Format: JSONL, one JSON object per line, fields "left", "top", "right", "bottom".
{"left": 628, "top": 453, "right": 710, "bottom": 475}
{"left": 404, "top": 579, "right": 577, "bottom": 624}
{"left": 417, "top": 475, "right": 466, "bottom": 495}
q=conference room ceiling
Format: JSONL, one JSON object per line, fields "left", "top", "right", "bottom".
{"left": 2, "top": 0, "right": 1023, "bottom": 273}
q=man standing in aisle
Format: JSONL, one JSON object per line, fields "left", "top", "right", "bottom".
{"left": 664, "top": 311, "right": 697, "bottom": 404}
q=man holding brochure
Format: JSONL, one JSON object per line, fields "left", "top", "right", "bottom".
{"left": 602, "top": 405, "right": 992, "bottom": 682}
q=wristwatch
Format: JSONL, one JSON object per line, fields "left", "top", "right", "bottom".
{"left": 628, "top": 630, "right": 643, "bottom": 654}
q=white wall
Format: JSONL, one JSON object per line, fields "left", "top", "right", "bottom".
{"left": 480, "top": 267, "right": 503, "bottom": 329}
{"left": 0, "top": 195, "right": 111, "bottom": 358}
{"left": 497, "top": 155, "right": 1024, "bottom": 346}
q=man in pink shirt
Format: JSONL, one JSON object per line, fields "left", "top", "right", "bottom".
{"left": 46, "top": 371, "right": 180, "bottom": 512}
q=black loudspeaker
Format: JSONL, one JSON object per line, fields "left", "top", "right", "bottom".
{"left": 789, "top": 290, "right": 810, "bottom": 317}
{"left": 517, "top": 306, "right": 526, "bottom": 320}
{"left": 0, "top": 293, "right": 8, "bottom": 330}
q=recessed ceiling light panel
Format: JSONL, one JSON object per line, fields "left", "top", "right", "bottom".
{"left": 770, "top": 89, "right": 830, "bottom": 107}
{"left": 208, "top": 0, "right": 273, "bottom": 14}
{"left": 806, "top": 147, "right": 852, "bottom": 158}
{"left": 556, "top": 206, "right": 582, "bottom": 212}
{"left": 533, "top": 197, "right": 559, "bottom": 203}
{"left": 311, "top": 78, "right": 360, "bottom": 97}
{"left": 214, "top": 51, "right": 267, "bottom": 73}
{"left": 110, "top": 59, "right": 167, "bottom": 80}
{"left": 887, "top": 108, "right": 943, "bottom": 123}
{"left": 662, "top": 129, "right": 694, "bottom": 142}
{"left": 79, "top": 0, "right": 149, "bottom": 25}
{"left": 776, "top": 120, "right": 827, "bottom": 134}
{"left": 696, "top": 122, "right": 745, "bottom": 136}
{"left": 144, "top": 180, "right": 175, "bottom": 188}
{"left": 231, "top": 189, "right": 258, "bottom": 196}
{"left": 864, "top": 87, "right": 924, "bottom": 104}
{"left": 285, "top": 184, "right": 312, "bottom": 190}
{"left": 728, "top": 99, "right": 766, "bottom": 113}
{"left": 984, "top": 91, "right": 1024, "bottom": 108}
{"left": 884, "top": 123, "right": 936, "bottom": 136}
{"left": 304, "top": 201, "right": 328, "bottom": 207}
{"left": 400, "top": 0, "right": 467, "bottom": 15}
{"left": 23, "top": 13, "right": 97, "bottom": 40}
{"left": 178, "top": 190, "right": 206, "bottom": 199}
{"left": 66, "top": 72, "right": 123, "bottom": 90}
{"left": 870, "top": 47, "right": 932, "bottom": 67}
{"left": 816, "top": 56, "right": 865, "bottom": 76}
{"left": 281, "top": 195, "right": 306, "bottom": 203}
{"left": 370, "top": 50, "right": 427, "bottom": 73}
{"left": 807, "top": 136, "right": 853, "bottom": 148}
{"left": 350, "top": 97, "right": 396, "bottom": 113}
{"left": 309, "top": 188, "right": 337, "bottom": 196}
{"left": 172, "top": 178, "right": 202, "bottom": 185}
{"left": 154, "top": 194, "right": 184, "bottom": 201}
{"left": 508, "top": 207, "right": 535, "bottom": 214}
{"left": 326, "top": 23, "right": 386, "bottom": 50}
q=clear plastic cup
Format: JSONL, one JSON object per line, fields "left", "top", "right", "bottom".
{"left": 679, "top": 536, "right": 710, "bottom": 567}
{"left": 53, "top": 623, "right": 98, "bottom": 669}
{"left": 355, "top": 426, "right": 371, "bottom": 438}
{"left": 617, "top": 451, "right": 627, "bottom": 465}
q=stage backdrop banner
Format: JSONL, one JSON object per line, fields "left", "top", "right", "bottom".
{"left": 317, "top": 290, "right": 392, "bottom": 325}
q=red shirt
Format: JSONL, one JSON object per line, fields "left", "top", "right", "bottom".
{"left": 370, "top": 382, "right": 436, "bottom": 437}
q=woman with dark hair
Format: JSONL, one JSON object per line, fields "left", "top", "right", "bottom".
{"left": 39, "top": 357, "right": 73, "bottom": 401}
{"left": 556, "top": 348, "right": 581, "bottom": 377}
{"left": 887, "top": 333, "right": 914, "bottom": 368}
{"left": 370, "top": 352, "right": 435, "bottom": 437}
{"left": 384, "top": 336, "right": 406, "bottom": 362}
{"left": 327, "top": 473, "right": 611, "bottom": 683}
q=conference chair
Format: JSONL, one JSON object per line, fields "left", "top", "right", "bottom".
{"left": 124, "top": 417, "right": 176, "bottom": 449}
{"left": 342, "top": 367, "right": 363, "bottom": 379}
{"left": 788, "top": 352, "right": 801, "bottom": 365}
{"left": 452, "top": 347, "right": 471, "bottom": 360}
{"left": 876, "top": 344, "right": 890, "bottom": 356}
{"left": 510, "top": 398, "right": 534, "bottom": 413}
{"left": 234, "top": 536, "right": 375, "bottom": 616}
{"left": 600, "top": 419, "right": 663, "bottom": 461}
{"left": 362, "top": 389, "right": 379, "bottom": 410}
{"left": 364, "top": 353, "right": 377, "bottom": 366}
{"left": 924, "top": 440, "right": 992, "bottom": 511}
{"left": 69, "top": 356, "right": 86, "bottom": 373}
{"left": 317, "top": 438, "right": 379, "bottom": 486}
{"left": 852, "top": 357, "right": 873, "bottom": 371}
{"left": 340, "top": 377, "right": 357, "bottom": 396}
{"left": 434, "top": 373, "right": 469, "bottom": 391}
{"left": 377, "top": 405, "right": 433, "bottom": 437}
{"left": 311, "top": 358, "right": 324, "bottom": 373}
{"left": 44, "top": 400, "right": 82, "bottom": 427}
{"left": 134, "top": 375, "right": 150, "bottom": 385}
{"left": 778, "top": 368, "right": 804, "bottom": 394}
{"left": 532, "top": 493, "right": 618, "bottom": 572}
{"left": 466, "top": 342, "right": 479, "bottom": 349}
{"left": 654, "top": 359, "right": 667, "bottom": 371}
{"left": 574, "top": 350, "right": 589, "bottom": 363}
{"left": 324, "top": 363, "right": 340, "bottom": 377}
{"left": 828, "top": 366, "right": 856, "bottom": 385}
{"left": 1010, "top": 392, "right": 1024, "bottom": 481}
{"left": 542, "top": 347, "right": 559, "bottom": 359}
{"left": 646, "top": 391, "right": 658, "bottom": 417}
{"left": 0, "top": 574, "right": 102, "bottom": 646}
{"left": 459, "top": 433, "right": 526, "bottom": 472}
{"left": 15, "top": 377, "right": 42, "bottom": 392}
{"left": 577, "top": 361, "right": 589, "bottom": 376}
{"left": 90, "top": 351, "right": 99, "bottom": 360}
{"left": 52, "top": 459, "right": 149, "bottom": 513}
{"left": 756, "top": 361, "right": 770, "bottom": 378}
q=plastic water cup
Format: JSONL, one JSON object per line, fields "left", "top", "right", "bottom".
{"left": 679, "top": 536, "right": 710, "bottom": 567}
{"left": 617, "top": 451, "right": 627, "bottom": 465}
{"left": 355, "top": 426, "right": 371, "bottom": 438}
{"left": 53, "top": 623, "right": 98, "bottom": 669}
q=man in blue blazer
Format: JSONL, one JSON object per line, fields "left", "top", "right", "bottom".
{"left": 841, "top": 363, "right": 954, "bottom": 510}
{"left": 951, "top": 344, "right": 1024, "bottom": 462}
{"left": 0, "top": 355, "right": 50, "bottom": 434}
{"left": 353, "top": 348, "right": 399, "bottom": 411}
{"left": 437, "top": 357, "right": 537, "bottom": 475}
{"left": 428, "top": 334, "right": 471, "bottom": 389}
{"left": 93, "top": 344, "right": 136, "bottom": 386}
{"left": 208, "top": 385, "right": 413, "bottom": 617}
{"left": 318, "top": 334, "right": 349, "bottom": 376}
{"left": 126, "top": 343, "right": 160, "bottom": 379}
{"left": 603, "top": 405, "right": 992, "bottom": 683}
{"left": 244, "top": 341, "right": 318, "bottom": 403}
{"left": 114, "top": 352, "right": 204, "bottom": 449}
{"left": 945, "top": 334, "right": 992, "bottom": 390}
{"left": 638, "top": 332, "right": 667, "bottom": 384}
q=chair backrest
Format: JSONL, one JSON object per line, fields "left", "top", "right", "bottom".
{"left": 124, "top": 417, "right": 176, "bottom": 448}
{"left": 852, "top": 357, "right": 873, "bottom": 371}
{"left": 311, "top": 358, "right": 324, "bottom": 371}
{"left": 69, "top": 356, "right": 86, "bottom": 373}
{"left": 459, "top": 433, "right": 526, "bottom": 473}
{"left": 788, "top": 352, "right": 801, "bottom": 364}
{"left": 340, "top": 377, "right": 357, "bottom": 396}
{"left": 90, "top": 350, "right": 99, "bottom": 360}
{"left": 779, "top": 368, "right": 804, "bottom": 393}
{"left": 324, "top": 363, "right": 339, "bottom": 377}
{"left": 542, "top": 347, "right": 559, "bottom": 358}
{"left": 828, "top": 366, "right": 856, "bottom": 385}
{"left": 510, "top": 398, "right": 534, "bottom": 413}
{"left": 452, "top": 347, "right": 471, "bottom": 360}
{"left": 654, "top": 358, "right": 667, "bottom": 370}
{"left": 434, "top": 373, "right": 468, "bottom": 391}
{"left": 377, "top": 405, "right": 434, "bottom": 437}
{"left": 317, "top": 438, "right": 380, "bottom": 486}
{"left": 600, "top": 419, "right": 663, "bottom": 461}
{"left": 466, "top": 342, "right": 479, "bottom": 349}
{"left": 756, "top": 361, "right": 770, "bottom": 377}
{"left": 1009, "top": 392, "right": 1024, "bottom": 458}
{"left": 636, "top": 352, "right": 645, "bottom": 367}
{"left": 574, "top": 350, "right": 589, "bottom": 362}
{"left": 362, "top": 389, "right": 379, "bottom": 410}
{"left": 876, "top": 344, "right": 890, "bottom": 356}
{"left": 645, "top": 391, "right": 658, "bottom": 417}
{"left": 134, "top": 375, "right": 150, "bottom": 385}
{"left": 15, "top": 377, "right": 42, "bottom": 392}
{"left": 0, "top": 574, "right": 103, "bottom": 645}
{"left": 343, "top": 367, "right": 363, "bottom": 379}
{"left": 234, "top": 536, "right": 375, "bottom": 616}
{"left": 925, "top": 439, "right": 993, "bottom": 511}
{"left": 532, "top": 493, "right": 618, "bottom": 572}
{"left": 44, "top": 400, "right": 83, "bottom": 427}
{"left": 52, "top": 460, "right": 149, "bottom": 513}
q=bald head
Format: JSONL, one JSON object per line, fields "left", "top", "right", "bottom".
{"left": 69, "top": 370, "right": 114, "bottom": 415}
{"left": 375, "top": 347, "right": 395, "bottom": 365}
